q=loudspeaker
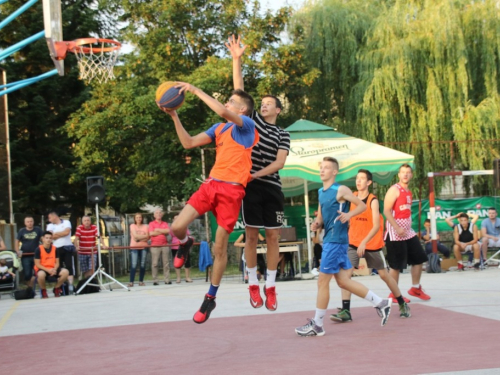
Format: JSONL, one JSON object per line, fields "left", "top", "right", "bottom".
{"left": 86, "top": 176, "right": 105, "bottom": 204}
{"left": 494, "top": 159, "right": 500, "bottom": 189}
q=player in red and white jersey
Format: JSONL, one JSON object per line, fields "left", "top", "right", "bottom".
{"left": 384, "top": 164, "right": 430, "bottom": 301}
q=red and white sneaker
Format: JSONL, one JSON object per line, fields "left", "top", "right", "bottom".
{"left": 54, "top": 287, "right": 63, "bottom": 297}
{"left": 457, "top": 263, "right": 465, "bottom": 271}
{"left": 264, "top": 286, "right": 277, "bottom": 311}
{"left": 408, "top": 285, "right": 431, "bottom": 300}
{"left": 248, "top": 285, "right": 263, "bottom": 308}
{"left": 388, "top": 292, "right": 410, "bottom": 304}
{"left": 41, "top": 289, "right": 48, "bottom": 299}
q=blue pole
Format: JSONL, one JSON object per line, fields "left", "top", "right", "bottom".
{"left": 0, "top": 69, "right": 59, "bottom": 97}
{"left": 0, "top": 30, "right": 45, "bottom": 61}
{"left": 0, "top": 0, "right": 39, "bottom": 30}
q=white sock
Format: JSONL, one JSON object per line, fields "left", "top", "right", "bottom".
{"left": 364, "top": 290, "right": 383, "bottom": 307}
{"left": 412, "top": 284, "right": 420, "bottom": 289}
{"left": 179, "top": 236, "right": 188, "bottom": 244}
{"left": 458, "top": 260, "right": 463, "bottom": 265}
{"left": 247, "top": 266, "right": 259, "bottom": 285}
{"left": 314, "top": 308, "right": 327, "bottom": 327}
{"left": 265, "top": 269, "right": 277, "bottom": 288}
{"left": 474, "top": 258, "right": 479, "bottom": 264}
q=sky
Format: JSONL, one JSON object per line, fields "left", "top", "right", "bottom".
{"left": 260, "top": 0, "right": 305, "bottom": 11}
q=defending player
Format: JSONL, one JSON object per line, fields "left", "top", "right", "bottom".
{"left": 226, "top": 35, "right": 290, "bottom": 311}
{"left": 295, "top": 158, "right": 392, "bottom": 337}
{"left": 330, "top": 169, "right": 411, "bottom": 323}
{"left": 159, "top": 82, "right": 259, "bottom": 324}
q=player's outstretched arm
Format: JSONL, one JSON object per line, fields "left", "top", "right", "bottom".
{"left": 225, "top": 34, "right": 246, "bottom": 90}
{"left": 158, "top": 105, "right": 212, "bottom": 149}
{"left": 176, "top": 82, "right": 244, "bottom": 127}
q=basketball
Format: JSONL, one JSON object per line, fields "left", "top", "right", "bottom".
{"left": 156, "top": 81, "right": 185, "bottom": 110}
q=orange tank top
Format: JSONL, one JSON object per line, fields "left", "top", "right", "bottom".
{"left": 349, "top": 192, "right": 385, "bottom": 250}
{"left": 209, "top": 123, "right": 259, "bottom": 187}
{"left": 34, "top": 245, "right": 57, "bottom": 272}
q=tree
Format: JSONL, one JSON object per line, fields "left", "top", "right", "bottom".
{"left": 0, "top": 0, "right": 112, "bottom": 216}
{"left": 297, "top": 0, "right": 500, "bottom": 194}
{"left": 67, "top": 0, "right": 318, "bottom": 212}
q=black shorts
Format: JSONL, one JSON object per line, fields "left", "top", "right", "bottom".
{"left": 58, "top": 245, "right": 77, "bottom": 276}
{"left": 242, "top": 180, "right": 284, "bottom": 229}
{"left": 385, "top": 235, "right": 428, "bottom": 270}
{"left": 37, "top": 268, "right": 63, "bottom": 280}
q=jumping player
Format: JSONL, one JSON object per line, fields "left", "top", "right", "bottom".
{"left": 226, "top": 35, "right": 290, "bottom": 311}
{"left": 383, "top": 164, "right": 430, "bottom": 301}
{"left": 295, "top": 157, "right": 392, "bottom": 337}
{"left": 158, "top": 82, "right": 259, "bottom": 324}
{"left": 330, "top": 169, "right": 411, "bottom": 323}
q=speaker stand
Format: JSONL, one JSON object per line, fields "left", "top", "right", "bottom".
{"left": 76, "top": 203, "right": 130, "bottom": 294}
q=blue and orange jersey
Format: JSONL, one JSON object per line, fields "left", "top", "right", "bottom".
{"left": 205, "top": 115, "right": 259, "bottom": 186}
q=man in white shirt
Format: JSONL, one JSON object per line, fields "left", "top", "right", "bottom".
{"left": 47, "top": 211, "right": 76, "bottom": 293}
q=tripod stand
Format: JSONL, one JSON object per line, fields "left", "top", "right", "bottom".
{"left": 76, "top": 203, "right": 129, "bottom": 294}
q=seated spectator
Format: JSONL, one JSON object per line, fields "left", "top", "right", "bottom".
{"left": 0, "top": 235, "right": 6, "bottom": 251}
{"left": 480, "top": 207, "right": 500, "bottom": 262}
{"left": 445, "top": 211, "right": 479, "bottom": 228}
{"left": 0, "top": 258, "right": 15, "bottom": 284}
{"left": 453, "top": 213, "right": 480, "bottom": 271}
{"left": 235, "top": 233, "right": 266, "bottom": 281}
{"left": 420, "top": 219, "right": 450, "bottom": 258}
{"left": 15, "top": 216, "right": 43, "bottom": 287}
{"left": 34, "top": 231, "right": 69, "bottom": 298}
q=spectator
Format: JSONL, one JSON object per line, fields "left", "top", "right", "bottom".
{"left": 171, "top": 215, "right": 192, "bottom": 283}
{"left": 445, "top": 212, "right": 479, "bottom": 228}
{"left": 0, "top": 235, "right": 6, "bottom": 251}
{"left": 47, "top": 211, "right": 76, "bottom": 293}
{"left": 34, "top": 231, "right": 69, "bottom": 298}
{"left": 235, "top": 232, "right": 266, "bottom": 281}
{"left": 74, "top": 215, "right": 103, "bottom": 279}
{"left": 148, "top": 209, "right": 171, "bottom": 285}
{"left": 15, "top": 216, "right": 43, "bottom": 286}
{"left": 453, "top": 213, "right": 480, "bottom": 271}
{"left": 480, "top": 207, "right": 500, "bottom": 263}
{"left": 420, "top": 219, "right": 450, "bottom": 258}
{"left": 311, "top": 228, "right": 324, "bottom": 276}
{"left": 0, "top": 258, "right": 15, "bottom": 283}
{"left": 129, "top": 213, "right": 149, "bottom": 287}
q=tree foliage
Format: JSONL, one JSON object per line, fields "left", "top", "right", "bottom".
{"left": 68, "top": 0, "right": 317, "bottom": 212}
{"left": 0, "top": 0, "right": 110, "bottom": 215}
{"left": 297, "top": 0, "right": 500, "bottom": 193}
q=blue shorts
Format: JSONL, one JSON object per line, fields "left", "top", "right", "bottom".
{"left": 320, "top": 242, "right": 352, "bottom": 274}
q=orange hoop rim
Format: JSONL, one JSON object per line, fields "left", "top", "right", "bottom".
{"left": 68, "top": 38, "right": 121, "bottom": 54}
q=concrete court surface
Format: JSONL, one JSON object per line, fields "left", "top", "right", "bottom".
{"left": 0, "top": 267, "right": 499, "bottom": 375}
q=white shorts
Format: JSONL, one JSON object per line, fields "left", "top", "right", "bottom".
{"left": 485, "top": 238, "right": 500, "bottom": 247}
{"left": 461, "top": 245, "right": 474, "bottom": 253}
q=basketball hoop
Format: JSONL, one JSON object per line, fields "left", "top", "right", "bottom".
{"left": 54, "top": 38, "right": 121, "bottom": 83}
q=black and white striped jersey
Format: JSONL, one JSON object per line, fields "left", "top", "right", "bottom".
{"left": 250, "top": 110, "right": 290, "bottom": 188}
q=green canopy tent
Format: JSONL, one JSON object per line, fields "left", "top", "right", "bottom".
{"left": 279, "top": 120, "right": 415, "bottom": 272}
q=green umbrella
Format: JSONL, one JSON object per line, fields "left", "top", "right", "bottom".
{"left": 279, "top": 119, "right": 414, "bottom": 273}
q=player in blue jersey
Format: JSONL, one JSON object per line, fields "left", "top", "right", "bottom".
{"left": 295, "top": 157, "right": 392, "bottom": 337}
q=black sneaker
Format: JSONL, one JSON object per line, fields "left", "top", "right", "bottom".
{"left": 174, "top": 237, "right": 193, "bottom": 268}
{"left": 193, "top": 294, "right": 216, "bottom": 324}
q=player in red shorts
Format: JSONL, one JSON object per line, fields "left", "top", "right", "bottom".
{"left": 158, "top": 82, "right": 259, "bottom": 324}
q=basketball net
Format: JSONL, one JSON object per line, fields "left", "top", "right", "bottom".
{"left": 70, "top": 38, "right": 121, "bottom": 84}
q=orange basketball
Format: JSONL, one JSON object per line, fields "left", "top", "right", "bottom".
{"left": 155, "top": 81, "right": 185, "bottom": 110}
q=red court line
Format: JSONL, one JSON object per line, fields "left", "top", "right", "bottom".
{"left": 1, "top": 304, "right": 500, "bottom": 374}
